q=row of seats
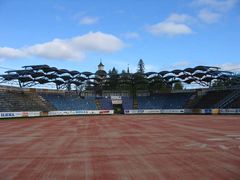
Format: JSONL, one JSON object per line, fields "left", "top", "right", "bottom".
{"left": 98, "top": 97, "right": 113, "bottom": 110}
{"left": 122, "top": 96, "right": 133, "bottom": 110}
{"left": 42, "top": 93, "right": 193, "bottom": 111}
{"left": 137, "top": 93, "right": 193, "bottom": 109}
{"left": 0, "top": 91, "right": 54, "bottom": 112}
{"left": 41, "top": 94, "right": 113, "bottom": 111}
{"left": 0, "top": 90, "right": 239, "bottom": 112}
{"left": 41, "top": 94, "right": 97, "bottom": 110}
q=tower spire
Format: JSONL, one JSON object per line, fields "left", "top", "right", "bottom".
{"left": 98, "top": 59, "right": 104, "bottom": 70}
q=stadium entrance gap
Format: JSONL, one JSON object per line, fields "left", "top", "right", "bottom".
{"left": 111, "top": 96, "right": 124, "bottom": 114}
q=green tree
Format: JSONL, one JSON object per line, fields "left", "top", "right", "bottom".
{"left": 173, "top": 81, "right": 183, "bottom": 90}
{"left": 107, "top": 67, "right": 119, "bottom": 90}
{"left": 147, "top": 75, "right": 171, "bottom": 94}
{"left": 137, "top": 59, "right": 145, "bottom": 74}
{"left": 111, "top": 67, "right": 118, "bottom": 75}
{"left": 121, "top": 70, "right": 126, "bottom": 74}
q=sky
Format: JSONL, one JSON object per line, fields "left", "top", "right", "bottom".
{"left": 0, "top": 0, "right": 240, "bottom": 74}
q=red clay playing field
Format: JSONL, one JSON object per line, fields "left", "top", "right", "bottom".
{"left": 0, "top": 115, "right": 240, "bottom": 180}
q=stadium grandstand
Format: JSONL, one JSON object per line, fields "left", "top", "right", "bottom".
{"left": 1, "top": 61, "right": 239, "bottom": 180}
{"left": 0, "top": 60, "right": 239, "bottom": 117}
{"left": 2, "top": 1, "right": 240, "bottom": 179}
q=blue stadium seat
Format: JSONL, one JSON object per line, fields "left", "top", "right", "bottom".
{"left": 122, "top": 96, "right": 133, "bottom": 110}
{"left": 137, "top": 93, "right": 193, "bottom": 109}
{"left": 41, "top": 94, "right": 97, "bottom": 110}
{"left": 99, "top": 97, "right": 113, "bottom": 110}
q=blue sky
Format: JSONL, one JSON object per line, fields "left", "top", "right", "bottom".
{"left": 0, "top": 0, "right": 240, "bottom": 74}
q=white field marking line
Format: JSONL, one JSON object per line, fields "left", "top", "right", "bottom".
{"left": 225, "top": 134, "right": 240, "bottom": 138}
{"left": 185, "top": 142, "right": 208, "bottom": 148}
{"left": 207, "top": 138, "right": 230, "bottom": 141}
{"left": 218, "top": 145, "right": 229, "bottom": 150}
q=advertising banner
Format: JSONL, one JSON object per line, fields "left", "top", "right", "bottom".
{"left": 220, "top": 109, "right": 240, "bottom": 114}
{"left": 48, "top": 110, "right": 114, "bottom": 116}
{"left": 124, "top": 109, "right": 185, "bottom": 114}
{"left": 211, "top": 109, "right": 219, "bottom": 114}
{"left": 201, "top": 109, "right": 212, "bottom": 114}
{"left": 0, "top": 111, "right": 41, "bottom": 118}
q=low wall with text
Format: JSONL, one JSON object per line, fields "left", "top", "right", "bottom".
{"left": 124, "top": 109, "right": 240, "bottom": 115}
{"left": 0, "top": 110, "right": 114, "bottom": 119}
{"left": 0, "top": 109, "right": 239, "bottom": 119}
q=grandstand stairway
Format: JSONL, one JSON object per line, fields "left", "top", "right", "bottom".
{"left": 133, "top": 97, "right": 138, "bottom": 109}
{"left": 37, "top": 95, "right": 56, "bottom": 111}
{"left": 213, "top": 90, "right": 240, "bottom": 108}
{"left": 193, "top": 90, "right": 232, "bottom": 109}
{"left": 185, "top": 94, "right": 198, "bottom": 108}
{"left": 0, "top": 91, "right": 55, "bottom": 112}
{"left": 95, "top": 99, "right": 101, "bottom": 110}
{"left": 225, "top": 96, "right": 240, "bottom": 108}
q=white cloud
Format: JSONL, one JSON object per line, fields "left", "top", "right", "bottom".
{"left": 0, "top": 47, "right": 27, "bottom": 59}
{"left": 166, "top": 13, "right": 194, "bottom": 24}
{"left": 217, "top": 63, "right": 240, "bottom": 72}
{"left": 0, "top": 32, "right": 125, "bottom": 61}
{"left": 147, "top": 14, "right": 193, "bottom": 36}
{"left": 79, "top": 16, "right": 99, "bottom": 25}
{"left": 193, "top": 0, "right": 238, "bottom": 12}
{"left": 192, "top": 0, "right": 238, "bottom": 24}
{"left": 27, "top": 39, "right": 85, "bottom": 60}
{"left": 71, "top": 32, "right": 124, "bottom": 52}
{"left": 147, "top": 22, "right": 193, "bottom": 36}
{"left": 198, "top": 9, "right": 222, "bottom": 23}
{"left": 123, "top": 32, "right": 140, "bottom": 39}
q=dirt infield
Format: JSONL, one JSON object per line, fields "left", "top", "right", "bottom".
{"left": 0, "top": 115, "right": 240, "bottom": 180}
